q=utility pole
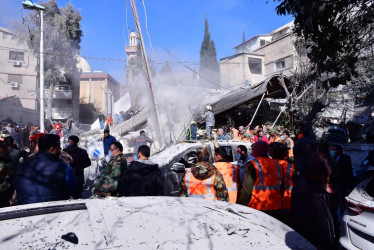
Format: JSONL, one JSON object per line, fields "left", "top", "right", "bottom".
{"left": 129, "top": 0, "right": 162, "bottom": 148}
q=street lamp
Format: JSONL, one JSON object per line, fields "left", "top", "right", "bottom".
{"left": 22, "top": 1, "right": 45, "bottom": 132}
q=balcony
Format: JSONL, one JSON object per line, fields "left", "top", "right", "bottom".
{"left": 45, "top": 85, "right": 72, "bottom": 99}
{"left": 51, "top": 108, "right": 72, "bottom": 120}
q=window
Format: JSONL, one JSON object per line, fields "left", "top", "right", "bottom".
{"left": 260, "top": 39, "right": 269, "bottom": 46}
{"left": 92, "top": 78, "right": 105, "bottom": 81}
{"left": 80, "top": 78, "right": 89, "bottom": 81}
{"left": 8, "top": 74, "right": 22, "bottom": 84}
{"left": 2, "top": 32, "right": 7, "bottom": 39}
{"left": 275, "top": 60, "right": 286, "bottom": 70}
{"left": 9, "top": 51, "right": 24, "bottom": 61}
{"left": 11, "top": 36, "right": 15, "bottom": 41}
{"left": 248, "top": 58, "right": 262, "bottom": 75}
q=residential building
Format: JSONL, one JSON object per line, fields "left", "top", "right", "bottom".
{"left": 79, "top": 66, "right": 121, "bottom": 123}
{"left": 220, "top": 21, "right": 296, "bottom": 89}
{"left": 0, "top": 26, "right": 38, "bottom": 113}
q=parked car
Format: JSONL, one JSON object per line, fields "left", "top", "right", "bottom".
{"left": 149, "top": 140, "right": 252, "bottom": 196}
{"left": 0, "top": 197, "right": 314, "bottom": 249}
{"left": 322, "top": 125, "right": 349, "bottom": 144}
{"left": 340, "top": 168, "right": 374, "bottom": 249}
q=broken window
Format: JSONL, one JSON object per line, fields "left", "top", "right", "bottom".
{"left": 248, "top": 58, "right": 262, "bottom": 75}
{"left": 275, "top": 60, "right": 286, "bottom": 70}
{"left": 9, "top": 51, "right": 24, "bottom": 61}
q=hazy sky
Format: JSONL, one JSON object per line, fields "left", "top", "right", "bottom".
{"left": 1, "top": 0, "right": 293, "bottom": 83}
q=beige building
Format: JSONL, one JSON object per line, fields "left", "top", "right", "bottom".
{"left": 0, "top": 26, "right": 38, "bottom": 112}
{"left": 79, "top": 70, "right": 121, "bottom": 122}
{"left": 220, "top": 21, "right": 296, "bottom": 89}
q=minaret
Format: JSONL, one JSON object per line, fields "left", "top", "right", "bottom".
{"left": 125, "top": 32, "right": 139, "bottom": 63}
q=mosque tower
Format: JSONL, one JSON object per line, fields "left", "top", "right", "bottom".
{"left": 125, "top": 32, "right": 139, "bottom": 63}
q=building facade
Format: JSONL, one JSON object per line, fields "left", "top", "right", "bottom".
{"left": 0, "top": 26, "right": 38, "bottom": 112}
{"left": 220, "top": 21, "right": 296, "bottom": 89}
{"left": 79, "top": 72, "right": 121, "bottom": 122}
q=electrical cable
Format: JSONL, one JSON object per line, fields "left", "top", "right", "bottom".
{"left": 141, "top": 0, "right": 157, "bottom": 68}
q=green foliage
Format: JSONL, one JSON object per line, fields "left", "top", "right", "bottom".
{"left": 274, "top": 0, "right": 374, "bottom": 88}
{"left": 199, "top": 16, "right": 220, "bottom": 85}
{"left": 26, "top": 0, "right": 82, "bottom": 86}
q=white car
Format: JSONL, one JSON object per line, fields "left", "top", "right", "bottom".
{"left": 0, "top": 197, "right": 314, "bottom": 249}
{"left": 340, "top": 168, "right": 374, "bottom": 249}
{"left": 149, "top": 140, "right": 252, "bottom": 196}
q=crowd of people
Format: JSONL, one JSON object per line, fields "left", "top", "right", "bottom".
{"left": 0, "top": 115, "right": 359, "bottom": 249}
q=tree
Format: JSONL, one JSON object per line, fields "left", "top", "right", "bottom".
{"left": 272, "top": 0, "right": 374, "bottom": 126}
{"left": 199, "top": 16, "right": 220, "bottom": 88}
{"left": 24, "top": 0, "right": 82, "bottom": 119}
{"left": 275, "top": 0, "right": 374, "bottom": 88}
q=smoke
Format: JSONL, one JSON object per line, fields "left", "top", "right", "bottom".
{"left": 129, "top": 62, "right": 222, "bottom": 148}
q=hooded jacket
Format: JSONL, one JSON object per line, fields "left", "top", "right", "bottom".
{"left": 117, "top": 159, "right": 163, "bottom": 197}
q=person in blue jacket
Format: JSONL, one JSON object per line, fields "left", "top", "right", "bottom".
{"left": 14, "top": 134, "right": 78, "bottom": 205}
{"left": 103, "top": 129, "right": 117, "bottom": 156}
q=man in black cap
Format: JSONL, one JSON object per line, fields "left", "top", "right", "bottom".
{"left": 63, "top": 135, "right": 91, "bottom": 198}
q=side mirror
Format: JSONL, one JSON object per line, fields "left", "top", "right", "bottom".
{"left": 170, "top": 163, "right": 185, "bottom": 173}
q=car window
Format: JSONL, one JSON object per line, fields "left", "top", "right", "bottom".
{"left": 219, "top": 146, "right": 234, "bottom": 162}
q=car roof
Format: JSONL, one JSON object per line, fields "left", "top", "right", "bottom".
{"left": 150, "top": 140, "right": 252, "bottom": 165}
{"left": 0, "top": 197, "right": 313, "bottom": 249}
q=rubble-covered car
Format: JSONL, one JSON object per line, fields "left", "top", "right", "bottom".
{"left": 340, "top": 168, "right": 374, "bottom": 250}
{"left": 322, "top": 125, "right": 349, "bottom": 144}
{"left": 0, "top": 197, "right": 314, "bottom": 249}
{"left": 149, "top": 140, "right": 252, "bottom": 196}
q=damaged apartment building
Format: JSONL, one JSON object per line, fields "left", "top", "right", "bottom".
{"left": 213, "top": 21, "right": 297, "bottom": 127}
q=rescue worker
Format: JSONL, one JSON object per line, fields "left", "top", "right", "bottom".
{"left": 179, "top": 147, "right": 229, "bottom": 201}
{"left": 93, "top": 141, "right": 127, "bottom": 197}
{"left": 201, "top": 105, "right": 215, "bottom": 139}
{"left": 214, "top": 147, "right": 238, "bottom": 203}
{"left": 186, "top": 121, "right": 197, "bottom": 140}
{"left": 132, "top": 130, "right": 153, "bottom": 161}
{"left": 282, "top": 130, "right": 294, "bottom": 161}
{"left": 230, "top": 126, "right": 239, "bottom": 139}
{"left": 269, "top": 142, "right": 294, "bottom": 226}
{"left": 238, "top": 141, "right": 282, "bottom": 217}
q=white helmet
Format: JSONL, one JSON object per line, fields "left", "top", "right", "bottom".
{"left": 206, "top": 105, "right": 212, "bottom": 111}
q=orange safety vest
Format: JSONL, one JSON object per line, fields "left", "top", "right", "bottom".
{"left": 231, "top": 128, "right": 239, "bottom": 138}
{"left": 276, "top": 159, "right": 294, "bottom": 210}
{"left": 184, "top": 168, "right": 217, "bottom": 200}
{"left": 215, "top": 162, "right": 238, "bottom": 203}
{"left": 248, "top": 157, "right": 282, "bottom": 210}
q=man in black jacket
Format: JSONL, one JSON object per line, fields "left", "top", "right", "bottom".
{"left": 117, "top": 145, "right": 163, "bottom": 197}
{"left": 63, "top": 135, "right": 91, "bottom": 198}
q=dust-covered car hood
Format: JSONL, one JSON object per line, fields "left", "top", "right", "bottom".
{"left": 0, "top": 197, "right": 313, "bottom": 249}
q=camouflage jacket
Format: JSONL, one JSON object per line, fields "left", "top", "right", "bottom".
{"left": 179, "top": 162, "right": 229, "bottom": 202}
{"left": 0, "top": 156, "right": 11, "bottom": 193}
{"left": 93, "top": 153, "right": 127, "bottom": 197}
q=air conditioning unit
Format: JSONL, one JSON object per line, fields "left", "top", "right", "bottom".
{"left": 13, "top": 61, "right": 21, "bottom": 67}
{"left": 10, "top": 82, "right": 19, "bottom": 88}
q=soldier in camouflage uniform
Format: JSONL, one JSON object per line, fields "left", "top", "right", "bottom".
{"left": 179, "top": 147, "right": 229, "bottom": 201}
{"left": 93, "top": 141, "right": 127, "bottom": 197}
{"left": 0, "top": 141, "right": 12, "bottom": 207}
